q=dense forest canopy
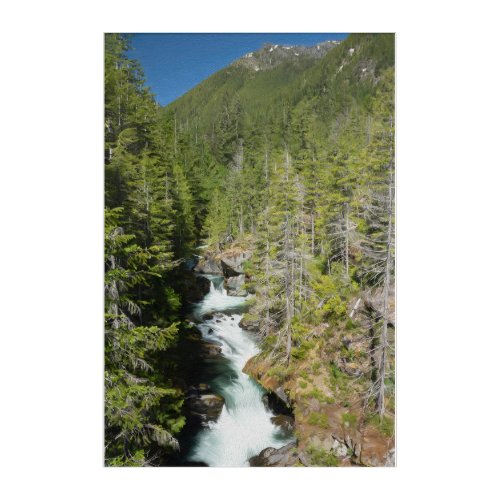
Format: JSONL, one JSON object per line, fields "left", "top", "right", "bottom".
{"left": 104, "top": 32, "right": 395, "bottom": 466}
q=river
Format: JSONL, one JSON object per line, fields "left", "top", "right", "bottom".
{"left": 186, "top": 275, "right": 294, "bottom": 466}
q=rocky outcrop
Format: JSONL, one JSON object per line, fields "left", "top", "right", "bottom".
{"left": 195, "top": 247, "right": 252, "bottom": 276}
{"left": 233, "top": 41, "right": 340, "bottom": 73}
{"left": 177, "top": 272, "right": 211, "bottom": 304}
{"left": 219, "top": 249, "right": 252, "bottom": 277}
{"left": 239, "top": 314, "right": 259, "bottom": 332}
{"left": 194, "top": 255, "right": 222, "bottom": 275}
{"left": 226, "top": 274, "right": 247, "bottom": 296}
{"left": 297, "top": 403, "right": 395, "bottom": 467}
{"left": 245, "top": 353, "right": 395, "bottom": 467}
{"left": 270, "top": 415, "right": 295, "bottom": 434}
{"left": 249, "top": 442, "right": 299, "bottom": 467}
{"left": 185, "top": 385, "right": 225, "bottom": 425}
{"left": 199, "top": 339, "right": 223, "bottom": 357}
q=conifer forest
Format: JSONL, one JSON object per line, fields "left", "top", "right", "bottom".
{"left": 104, "top": 33, "right": 395, "bottom": 467}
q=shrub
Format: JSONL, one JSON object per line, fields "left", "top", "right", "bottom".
{"left": 312, "top": 361, "right": 322, "bottom": 374}
{"left": 267, "top": 364, "right": 291, "bottom": 382}
{"left": 341, "top": 412, "right": 357, "bottom": 427}
{"left": 308, "top": 412, "right": 329, "bottom": 429}
{"left": 367, "top": 414, "right": 394, "bottom": 437}
{"left": 291, "top": 340, "right": 313, "bottom": 360}
{"left": 306, "top": 445, "right": 339, "bottom": 467}
{"left": 330, "top": 362, "right": 345, "bottom": 380}
{"left": 306, "top": 387, "right": 334, "bottom": 404}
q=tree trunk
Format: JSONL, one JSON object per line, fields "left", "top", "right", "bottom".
{"left": 344, "top": 202, "right": 349, "bottom": 279}
{"left": 377, "top": 152, "right": 394, "bottom": 418}
{"left": 311, "top": 209, "right": 315, "bottom": 255}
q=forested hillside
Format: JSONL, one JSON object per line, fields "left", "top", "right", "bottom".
{"left": 104, "top": 33, "right": 395, "bottom": 466}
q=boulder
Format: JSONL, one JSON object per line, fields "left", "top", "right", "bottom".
{"left": 194, "top": 256, "right": 222, "bottom": 275}
{"left": 239, "top": 314, "right": 259, "bottom": 332}
{"left": 249, "top": 442, "right": 299, "bottom": 467}
{"left": 185, "top": 393, "right": 225, "bottom": 424}
{"left": 275, "top": 387, "right": 290, "bottom": 407}
{"left": 226, "top": 274, "right": 247, "bottom": 296}
{"left": 331, "top": 438, "right": 349, "bottom": 458}
{"left": 219, "top": 250, "right": 252, "bottom": 277}
{"left": 200, "top": 340, "right": 223, "bottom": 357}
{"left": 181, "top": 273, "right": 211, "bottom": 304}
{"left": 262, "top": 391, "right": 293, "bottom": 416}
{"left": 271, "top": 415, "right": 295, "bottom": 434}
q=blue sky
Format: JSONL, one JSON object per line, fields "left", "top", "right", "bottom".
{"left": 127, "top": 33, "right": 348, "bottom": 106}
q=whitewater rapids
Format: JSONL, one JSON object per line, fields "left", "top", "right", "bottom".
{"left": 187, "top": 277, "right": 294, "bottom": 466}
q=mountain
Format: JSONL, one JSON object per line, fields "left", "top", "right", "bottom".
{"left": 166, "top": 33, "right": 394, "bottom": 136}
{"left": 232, "top": 40, "right": 341, "bottom": 72}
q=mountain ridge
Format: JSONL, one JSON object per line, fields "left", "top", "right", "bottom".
{"left": 232, "top": 40, "right": 341, "bottom": 72}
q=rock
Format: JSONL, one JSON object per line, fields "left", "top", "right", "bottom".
{"left": 202, "top": 313, "right": 214, "bottom": 321}
{"left": 226, "top": 274, "right": 247, "bottom": 296}
{"left": 185, "top": 393, "right": 225, "bottom": 424}
{"left": 275, "top": 387, "right": 290, "bottom": 407}
{"left": 219, "top": 250, "right": 252, "bottom": 277}
{"left": 200, "top": 340, "right": 222, "bottom": 357}
{"left": 181, "top": 273, "right": 211, "bottom": 303}
{"left": 238, "top": 314, "right": 259, "bottom": 332}
{"left": 186, "top": 383, "right": 211, "bottom": 397}
{"left": 384, "top": 448, "right": 396, "bottom": 467}
{"left": 298, "top": 452, "right": 312, "bottom": 466}
{"left": 358, "top": 428, "right": 394, "bottom": 467}
{"left": 262, "top": 391, "right": 293, "bottom": 416}
{"left": 194, "top": 256, "right": 223, "bottom": 275}
{"left": 249, "top": 442, "right": 298, "bottom": 467}
{"left": 331, "top": 438, "right": 349, "bottom": 458}
{"left": 309, "top": 434, "right": 335, "bottom": 453}
{"left": 271, "top": 415, "right": 295, "bottom": 433}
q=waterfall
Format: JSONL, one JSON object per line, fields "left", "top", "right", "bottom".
{"left": 188, "top": 276, "right": 294, "bottom": 466}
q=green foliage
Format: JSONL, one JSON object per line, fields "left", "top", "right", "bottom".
{"left": 305, "top": 388, "right": 334, "bottom": 404}
{"left": 367, "top": 414, "right": 395, "bottom": 437}
{"left": 341, "top": 412, "right": 357, "bottom": 427}
{"left": 330, "top": 362, "right": 345, "bottom": 380}
{"left": 306, "top": 445, "right": 339, "bottom": 467}
{"left": 291, "top": 341, "right": 314, "bottom": 360}
{"left": 104, "top": 36, "right": 189, "bottom": 466}
{"left": 267, "top": 364, "right": 292, "bottom": 382}
{"left": 308, "top": 412, "right": 329, "bottom": 428}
